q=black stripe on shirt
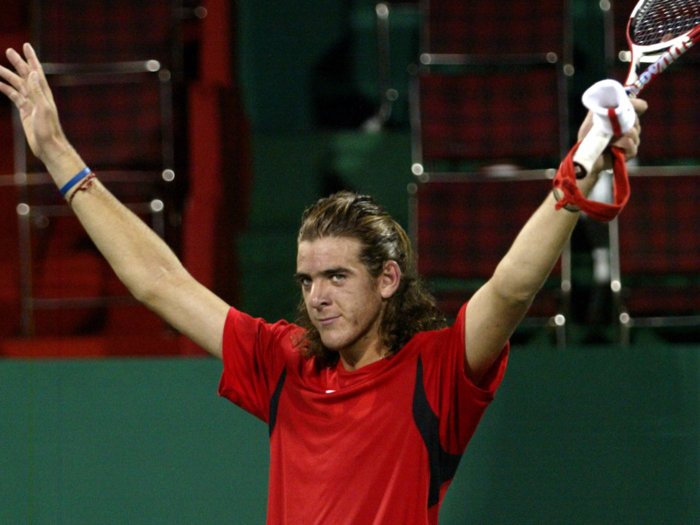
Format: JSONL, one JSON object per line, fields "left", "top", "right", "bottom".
{"left": 269, "top": 367, "right": 287, "bottom": 438}
{"left": 412, "top": 355, "right": 463, "bottom": 508}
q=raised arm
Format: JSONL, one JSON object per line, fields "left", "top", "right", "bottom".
{"left": 0, "top": 44, "right": 229, "bottom": 358}
{"left": 464, "top": 98, "right": 647, "bottom": 385}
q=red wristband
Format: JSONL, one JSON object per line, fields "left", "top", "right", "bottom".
{"left": 67, "top": 172, "right": 97, "bottom": 207}
{"left": 553, "top": 142, "right": 630, "bottom": 222}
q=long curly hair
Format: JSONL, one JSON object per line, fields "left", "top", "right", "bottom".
{"left": 295, "top": 191, "right": 446, "bottom": 367}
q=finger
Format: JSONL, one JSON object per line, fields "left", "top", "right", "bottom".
{"left": 622, "top": 126, "right": 640, "bottom": 147}
{"left": 22, "top": 43, "right": 54, "bottom": 105}
{"left": 0, "top": 80, "right": 25, "bottom": 108}
{"left": 0, "top": 63, "right": 28, "bottom": 95}
{"left": 629, "top": 130, "right": 640, "bottom": 148}
{"left": 616, "top": 134, "right": 639, "bottom": 160}
{"left": 26, "top": 70, "right": 48, "bottom": 106}
{"left": 0, "top": 59, "right": 30, "bottom": 109}
{"left": 630, "top": 97, "right": 648, "bottom": 116}
{"left": 23, "top": 44, "right": 48, "bottom": 84}
{"left": 5, "top": 47, "right": 30, "bottom": 78}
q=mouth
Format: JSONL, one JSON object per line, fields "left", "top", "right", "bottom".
{"left": 317, "top": 315, "right": 340, "bottom": 327}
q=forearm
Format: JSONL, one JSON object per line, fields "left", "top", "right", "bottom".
{"left": 464, "top": 177, "right": 599, "bottom": 383}
{"left": 73, "top": 181, "right": 185, "bottom": 301}
{"left": 53, "top": 152, "right": 185, "bottom": 303}
{"left": 490, "top": 174, "right": 599, "bottom": 303}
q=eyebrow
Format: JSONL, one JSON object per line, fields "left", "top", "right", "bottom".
{"left": 293, "top": 272, "right": 309, "bottom": 283}
{"left": 293, "top": 266, "right": 352, "bottom": 282}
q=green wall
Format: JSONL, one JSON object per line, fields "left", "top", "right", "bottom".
{"left": 1, "top": 358, "right": 269, "bottom": 525}
{"left": 237, "top": 0, "right": 348, "bottom": 132}
{"left": 3, "top": 343, "right": 700, "bottom": 524}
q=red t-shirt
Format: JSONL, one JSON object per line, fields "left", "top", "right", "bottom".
{"left": 218, "top": 304, "right": 508, "bottom": 525}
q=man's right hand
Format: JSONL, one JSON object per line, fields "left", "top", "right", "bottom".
{"left": 0, "top": 43, "right": 80, "bottom": 177}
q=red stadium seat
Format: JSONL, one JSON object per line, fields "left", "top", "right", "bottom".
{"left": 610, "top": 170, "right": 700, "bottom": 344}
{"left": 414, "top": 67, "right": 565, "bottom": 170}
{"left": 13, "top": 0, "right": 179, "bottom": 337}
{"left": 34, "top": 0, "right": 173, "bottom": 65}
{"left": 409, "top": 0, "right": 574, "bottom": 347}
{"left": 411, "top": 0, "right": 573, "bottom": 177}
{"left": 412, "top": 173, "right": 569, "bottom": 346}
{"left": 424, "top": 0, "right": 570, "bottom": 57}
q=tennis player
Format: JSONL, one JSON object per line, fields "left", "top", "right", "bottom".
{"left": 0, "top": 43, "right": 645, "bottom": 524}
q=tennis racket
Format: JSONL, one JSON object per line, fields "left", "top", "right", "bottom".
{"left": 573, "top": 0, "right": 700, "bottom": 175}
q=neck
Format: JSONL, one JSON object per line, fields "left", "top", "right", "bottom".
{"left": 338, "top": 325, "right": 389, "bottom": 371}
{"left": 339, "top": 344, "right": 387, "bottom": 371}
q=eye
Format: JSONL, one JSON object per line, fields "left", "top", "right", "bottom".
{"left": 331, "top": 273, "right": 346, "bottom": 283}
{"left": 295, "top": 275, "right": 312, "bottom": 289}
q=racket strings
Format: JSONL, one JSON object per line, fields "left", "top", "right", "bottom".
{"left": 632, "top": 0, "right": 700, "bottom": 46}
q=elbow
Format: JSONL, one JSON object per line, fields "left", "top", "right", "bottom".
{"left": 490, "top": 262, "right": 540, "bottom": 309}
{"left": 121, "top": 265, "right": 187, "bottom": 307}
{"left": 122, "top": 274, "right": 156, "bottom": 305}
{"left": 130, "top": 281, "right": 157, "bottom": 305}
{"left": 494, "top": 284, "right": 536, "bottom": 311}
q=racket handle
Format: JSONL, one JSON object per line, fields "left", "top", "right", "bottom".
{"left": 572, "top": 127, "right": 613, "bottom": 179}
{"left": 573, "top": 79, "right": 635, "bottom": 178}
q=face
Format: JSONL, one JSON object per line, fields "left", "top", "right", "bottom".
{"left": 296, "top": 237, "right": 399, "bottom": 365}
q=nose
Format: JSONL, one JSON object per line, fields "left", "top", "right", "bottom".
{"left": 308, "top": 280, "right": 330, "bottom": 309}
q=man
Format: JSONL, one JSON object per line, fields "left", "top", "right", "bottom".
{"left": 0, "top": 44, "right": 645, "bottom": 524}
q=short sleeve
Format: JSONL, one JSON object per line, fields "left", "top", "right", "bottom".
{"left": 418, "top": 303, "right": 509, "bottom": 455}
{"left": 217, "top": 308, "right": 302, "bottom": 423}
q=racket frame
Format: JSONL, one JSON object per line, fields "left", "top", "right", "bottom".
{"left": 624, "top": 15, "right": 700, "bottom": 96}
{"left": 573, "top": 0, "right": 700, "bottom": 176}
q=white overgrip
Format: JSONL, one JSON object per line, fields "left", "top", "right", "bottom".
{"left": 572, "top": 79, "right": 635, "bottom": 177}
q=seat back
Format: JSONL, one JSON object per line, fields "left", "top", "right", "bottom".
{"left": 611, "top": 170, "right": 700, "bottom": 342}
{"left": 412, "top": 174, "right": 568, "bottom": 343}
{"left": 616, "top": 171, "right": 700, "bottom": 304}
{"left": 424, "top": 0, "right": 570, "bottom": 58}
{"left": 415, "top": 67, "right": 565, "bottom": 170}
{"left": 34, "top": 0, "right": 173, "bottom": 64}
{"left": 12, "top": 0, "right": 179, "bottom": 336}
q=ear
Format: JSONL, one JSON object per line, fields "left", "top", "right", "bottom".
{"left": 378, "top": 260, "right": 401, "bottom": 299}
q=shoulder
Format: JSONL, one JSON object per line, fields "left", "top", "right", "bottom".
{"left": 404, "top": 303, "right": 466, "bottom": 352}
{"left": 223, "top": 307, "right": 306, "bottom": 361}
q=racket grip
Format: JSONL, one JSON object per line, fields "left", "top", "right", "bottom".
{"left": 572, "top": 127, "right": 612, "bottom": 179}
